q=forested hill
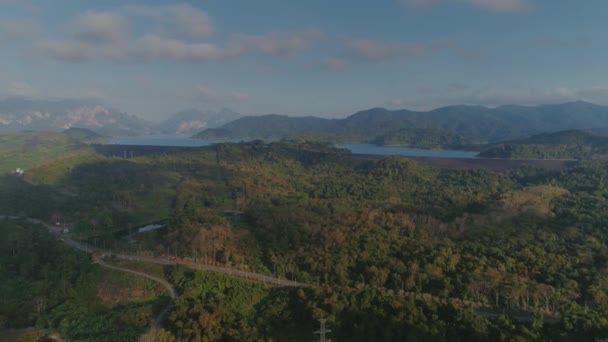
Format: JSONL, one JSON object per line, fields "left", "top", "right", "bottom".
{"left": 193, "top": 114, "right": 332, "bottom": 140}
{"left": 193, "top": 101, "right": 608, "bottom": 145}
{"left": 371, "top": 126, "right": 477, "bottom": 148}
{"left": 4, "top": 139, "right": 608, "bottom": 339}
{"left": 479, "top": 129, "right": 608, "bottom": 159}
{"left": 62, "top": 127, "right": 99, "bottom": 137}
{"left": 62, "top": 127, "right": 104, "bottom": 142}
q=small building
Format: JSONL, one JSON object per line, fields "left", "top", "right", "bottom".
{"left": 137, "top": 224, "right": 165, "bottom": 233}
{"left": 15, "top": 168, "right": 24, "bottom": 175}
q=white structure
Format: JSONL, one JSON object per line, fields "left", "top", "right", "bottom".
{"left": 137, "top": 224, "right": 166, "bottom": 233}
{"left": 15, "top": 168, "right": 24, "bottom": 175}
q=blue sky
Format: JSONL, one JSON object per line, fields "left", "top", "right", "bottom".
{"left": 1, "top": 0, "right": 607, "bottom": 121}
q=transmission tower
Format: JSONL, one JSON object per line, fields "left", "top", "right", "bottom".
{"left": 313, "top": 319, "right": 331, "bottom": 342}
{"left": 215, "top": 146, "right": 223, "bottom": 182}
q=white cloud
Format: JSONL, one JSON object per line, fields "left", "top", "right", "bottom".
{"left": 133, "top": 34, "right": 224, "bottom": 61}
{"left": 37, "top": 4, "right": 451, "bottom": 67}
{"left": 71, "top": 11, "right": 127, "bottom": 43}
{"left": 225, "top": 28, "right": 322, "bottom": 57}
{"left": 400, "top": 0, "right": 531, "bottom": 13}
{"left": 345, "top": 39, "right": 451, "bottom": 61}
{"left": 42, "top": 39, "right": 130, "bottom": 62}
{"left": 41, "top": 28, "right": 322, "bottom": 63}
{"left": 124, "top": 4, "right": 214, "bottom": 39}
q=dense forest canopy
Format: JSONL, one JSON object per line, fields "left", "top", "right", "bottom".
{"left": 2, "top": 135, "right": 608, "bottom": 340}
{"left": 0, "top": 220, "right": 166, "bottom": 340}
{"left": 371, "top": 126, "right": 478, "bottom": 148}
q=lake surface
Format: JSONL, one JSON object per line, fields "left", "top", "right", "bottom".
{"left": 336, "top": 143, "right": 479, "bottom": 159}
{"left": 108, "top": 135, "right": 479, "bottom": 158}
{"left": 108, "top": 134, "right": 243, "bottom": 147}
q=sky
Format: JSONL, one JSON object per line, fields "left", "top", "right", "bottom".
{"left": 1, "top": 0, "right": 607, "bottom": 121}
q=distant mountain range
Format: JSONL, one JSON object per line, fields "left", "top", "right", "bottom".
{"left": 0, "top": 97, "right": 154, "bottom": 136}
{"left": 193, "top": 101, "right": 608, "bottom": 146}
{"left": 0, "top": 97, "right": 246, "bottom": 136}
{"left": 194, "top": 114, "right": 330, "bottom": 140}
{"left": 5, "top": 97, "right": 608, "bottom": 146}
{"left": 157, "top": 108, "right": 242, "bottom": 134}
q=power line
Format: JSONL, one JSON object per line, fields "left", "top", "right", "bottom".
{"left": 313, "top": 319, "right": 331, "bottom": 342}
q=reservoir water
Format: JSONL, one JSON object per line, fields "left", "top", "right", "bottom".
{"left": 108, "top": 134, "right": 241, "bottom": 147}
{"left": 108, "top": 135, "right": 479, "bottom": 158}
{"left": 336, "top": 143, "right": 479, "bottom": 159}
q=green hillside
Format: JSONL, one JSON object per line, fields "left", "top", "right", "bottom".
{"left": 0, "top": 131, "right": 93, "bottom": 174}
{"left": 479, "top": 130, "right": 608, "bottom": 159}
{"left": 0, "top": 220, "right": 165, "bottom": 341}
{"left": 371, "top": 126, "right": 477, "bottom": 148}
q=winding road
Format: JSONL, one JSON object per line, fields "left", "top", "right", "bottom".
{"left": 2, "top": 215, "right": 559, "bottom": 326}
{"left": 3, "top": 216, "right": 183, "bottom": 327}
{"left": 5, "top": 216, "right": 301, "bottom": 285}
{"left": 3, "top": 215, "right": 306, "bottom": 328}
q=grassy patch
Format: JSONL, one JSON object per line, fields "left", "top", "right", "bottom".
{"left": 0, "top": 132, "right": 87, "bottom": 174}
{"left": 96, "top": 268, "right": 166, "bottom": 308}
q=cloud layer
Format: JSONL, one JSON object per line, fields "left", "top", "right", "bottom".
{"left": 123, "top": 4, "right": 214, "bottom": 39}
{"left": 42, "top": 29, "right": 322, "bottom": 63}
{"left": 26, "top": 3, "right": 456, "bottom": 68}
{"left": 70, "top": 11, "right": 127, "bottom": 44}
{"left": 345, "top": 39, "right": 452, "bottom": 61}
{"left": 38, "top": 4, "right": 323, "bottom": 64}
{"left": 400, "top": 0, "right": 531, "bottom": 13}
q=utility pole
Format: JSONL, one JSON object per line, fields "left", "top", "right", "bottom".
{"left": 314, "top": 319, "right": 331, "bottom": 342}
{"left": 233, "top": 190, "right": 239, "bottom": 213}
{"left": 215, "top": 146, "right": 222, "bottom": 182}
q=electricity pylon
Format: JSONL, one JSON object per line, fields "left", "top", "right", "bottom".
{"left": 314, "top": 319, "right": 331, "bottom": 342}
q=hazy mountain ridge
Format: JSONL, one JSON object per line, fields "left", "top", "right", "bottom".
{"left": 0, "top": 97, "right": 153, "bottom": 136}
{"left": 194, "top": 101, "right": 608, "bottom": 144}
{"left": 157, "top": 108, "right": 242, "bottom": 134}
{"left": 194, "top": 114, "right": 333, "bottom": 139}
